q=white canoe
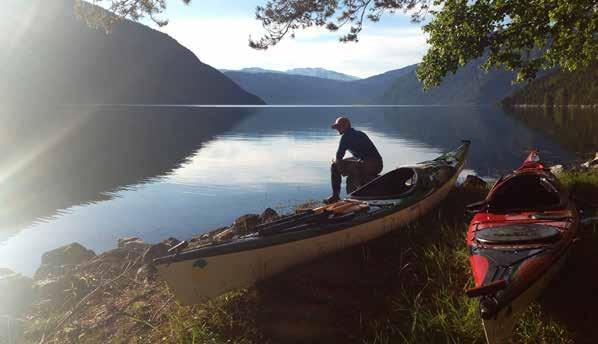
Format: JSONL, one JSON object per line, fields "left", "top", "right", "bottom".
{"left": 155, "top": 141, "right": 470, "bottom": 304}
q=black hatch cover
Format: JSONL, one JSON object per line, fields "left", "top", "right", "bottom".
{"left": 476, "top": 224, "right": 561, "bottom": 245}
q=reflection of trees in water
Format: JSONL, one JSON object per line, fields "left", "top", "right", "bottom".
{"left": 0, "top": 106, "right": 250, "bottom": 234}
{"left": 373, "top": 107, "right": 574, "bottom": 176}
{"left": 232, "top": 106, "right": 576, "bottom": 176}
{"left": 505, "top": 107, "right": 598, "bottom": 160}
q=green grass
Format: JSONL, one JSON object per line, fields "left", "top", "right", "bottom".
{"left": 362, "top": 215, "right": 574, "bottom": 344}
{"left": 23, "top": 170, "right": 598, "bottom": 343}
{"left": 559, "top": 170, "right": 598, "bottom": 207}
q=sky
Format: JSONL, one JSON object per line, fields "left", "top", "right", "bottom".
{"left": 149, "top": 0, "right": 429, "bottom": 78}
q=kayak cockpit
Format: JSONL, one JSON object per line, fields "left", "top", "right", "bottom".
{"left": 350, "top": 167, "right": 417, "bottom": 200}
{"left": 487, "top": 173, "right": 564, "bottom": 212}
{"left": 475, "top": 224, "right": 562, "bottom": 245}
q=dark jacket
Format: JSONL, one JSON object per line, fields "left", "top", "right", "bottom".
{"left": 336, "top": 128, "right": 382, "bottom": 161}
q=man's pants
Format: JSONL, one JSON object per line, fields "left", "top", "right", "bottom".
{"left": 331, "top": 157, "right": 383, "bottom": 195}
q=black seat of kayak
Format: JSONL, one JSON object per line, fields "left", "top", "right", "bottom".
{"left": 475, "top": 224, "right": 561, "bottom": 245}
{"left": 488, "top": 174, "right": 562, "bottom": 212}
{"left": 350, "top": 168, "right": 417, "bottom": 200}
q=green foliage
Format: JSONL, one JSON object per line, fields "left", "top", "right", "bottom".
{"left": 247, "top": 0, "right": 597, "bottom": 88}
{"left": 503, "top": 62, "right": 598, "bottom": 106}
{"left": 416, "top": 0, "right": 598, "bottom": 88}
{"left": 515, "top": 304, "right": 574, "bottom": 344}
{"left": 76, "top": 0, "right": 597, "bottom": 90}
{"left": 75, "top": 0, "right": 191, "bottom": 30}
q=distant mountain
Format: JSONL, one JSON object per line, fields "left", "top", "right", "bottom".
{"left": 223, "top": 64, "right": 424, "bottom": 105}
{"left": 351, "top": 65, "right": 418, "bottom": 95}
{"left": 224, "top": 72, "right": 353, "bottom": 104}
{"left": 502, "top": 63, "right": 598, "bottom": 106}
{"left": 227, "top": 59, "right": 529, "bottom": 105}
{"left": 235, "top": 67, "right": 284, "bottom": 75}
{"left": 380, "top": 59, "right": 520, "bottom": 105}
{"left": 285, "top": 68, "right": 360, "bottom": 81}
{"left": 0, "top": 0, "right": 263, "bottom": 105}
{"left": 222, "top": 67, "right": 360, "bottom": 82}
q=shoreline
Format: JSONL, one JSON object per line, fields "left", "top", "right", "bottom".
{"left": 1, "top": 168, "right": 597, "bottom": 343}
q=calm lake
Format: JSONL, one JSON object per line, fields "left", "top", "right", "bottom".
{"left": 1, "top": 105, "right": 596, "bottom": 275}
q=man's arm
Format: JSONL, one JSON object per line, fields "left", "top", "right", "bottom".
{"left": 336, "top": 135, "right": 347, "bottom": 161}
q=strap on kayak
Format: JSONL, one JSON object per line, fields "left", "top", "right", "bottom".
{"left": 466, "top": 279, "right": 507, "bottom": 298}
{"left": 258, "top": 211, "right": 331, "bottom": 236}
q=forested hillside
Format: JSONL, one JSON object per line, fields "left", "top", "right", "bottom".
{"left": 502, "top": 64, "right": 598, "bottom": 106}
{"left": 380, "top": 58, "right": 520, "bottom": 105}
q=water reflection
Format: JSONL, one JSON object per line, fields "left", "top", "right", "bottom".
{"left": 0, "top": 106, "right": 250, "bottom": 239}
{"left": 231, "top": 106, "right": 576, "bottom": 175}
{"left": 0, "top": 105, "right": 588, "bottom": 274}
{"left": 504, "top": 106, "right": 598, "bottom": 160}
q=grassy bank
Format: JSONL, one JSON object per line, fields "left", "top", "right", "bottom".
{"left": 19, "top": 171, "right": 598, "bottom": 343}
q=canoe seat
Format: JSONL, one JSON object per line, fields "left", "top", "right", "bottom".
{"left": 475, "top": 224, "right": 561, "bottom": 245}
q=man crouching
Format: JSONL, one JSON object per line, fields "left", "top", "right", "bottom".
{"left": 324, "top": 116, "right": 383, "bottom": 204}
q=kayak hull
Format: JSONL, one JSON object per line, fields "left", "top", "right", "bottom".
{"left": 467, "top": 151, "right": 579, "bottom": 343}
{"left": 157, "top": 142, "right": 469, "bottom": 304}
{"left": 482, "top": 247, "right": 570, "bottom": 344}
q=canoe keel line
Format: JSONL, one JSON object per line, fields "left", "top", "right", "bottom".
{"left": 466, "top": 150, "right": 579, "bottom": 344}
{"left": 155, "top": 141, "right": 470, "bottom": 304}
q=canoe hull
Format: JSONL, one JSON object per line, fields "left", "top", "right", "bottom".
{"left": 157, "top": 143, "right": 469, "bottom": 304}
{"left": 158, "top": 169, "right": 458, "bottom": 304}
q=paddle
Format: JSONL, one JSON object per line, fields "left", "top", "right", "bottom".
{"left": 258, "top": 210, "right": 332, "bottom": 236}
{"left": 257, "top": 201, "right": 369, "bottom": 236}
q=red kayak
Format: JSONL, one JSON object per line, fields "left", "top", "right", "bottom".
{"left": 465, "top": 151, "right": 579, "bottom": 343}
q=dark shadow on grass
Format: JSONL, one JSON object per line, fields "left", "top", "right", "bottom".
{"left": 539, "top": 222, "right": 598, "bottom": 344}
{"left": 214, "top": 187, "right": 487, "bottom": 343}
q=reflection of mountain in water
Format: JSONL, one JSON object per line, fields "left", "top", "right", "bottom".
{"left": 374, "top": 107, "right": 575, "bottom": 174}
{"left": 0, "top": 106, "right": 250, "bottom": 235}
{"left": 230, "top": 106, "right": 575, "bottom": 175}
{"left": 504, "top": 107, "right": 598, "bottom": 160}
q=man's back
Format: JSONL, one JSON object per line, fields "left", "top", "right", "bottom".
{"left": 336, "top": 128, "right": 382, "bottom": 161}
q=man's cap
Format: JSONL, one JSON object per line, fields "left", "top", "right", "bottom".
{"left": 331, "top": 116, "right": 351, "bottom": 129}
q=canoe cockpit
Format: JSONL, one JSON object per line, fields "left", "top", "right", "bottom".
{"left": 350, "top": 167, "right": 417, "bottom": 200}
{"left": 488, "top": 173, "right": 564, "bottom": 212}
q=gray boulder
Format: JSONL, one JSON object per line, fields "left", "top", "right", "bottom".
{"left": 35, "top": 243, "right": 96, "bottom": 280}
{"left": 581, "top": 153, "right": 598, "bottom": 168}
{"left": 40, "top": 242, "right": 96, "bottom": 267}
{"left": 142, "top": 243, "right": 170, "bottom": 264}
{"left": 232, "top": 214, "right": 260, "bottom": 235}
{"left": 118, "top": 237, "right": 150, "bottom": 253}
{"left": 260, "top": 208, "right": 279, "bottom": 224}
{"left": 213, "top": 227, "right": 236, "bottom": 242}
{"left": 550, "top": 164, "right": 564, "bottom": 175}
{"left": 161, "top": 237, "right": 181, "bottom": 247}
{"left": 461, "top": 175, "right": 487, "bottom": 190}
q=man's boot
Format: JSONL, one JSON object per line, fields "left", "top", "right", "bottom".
{"left": 323, "top": 194, "right": 340, "bottom": 204}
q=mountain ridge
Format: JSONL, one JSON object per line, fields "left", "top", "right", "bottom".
{"left": 221, "top": 67, "right": 360, "bottom": 82}
{"left": 0, "top": 0, "right": 264, "bottom": 105}
{"left": 225, "top": 61, "right": 522, "bottom": 105}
